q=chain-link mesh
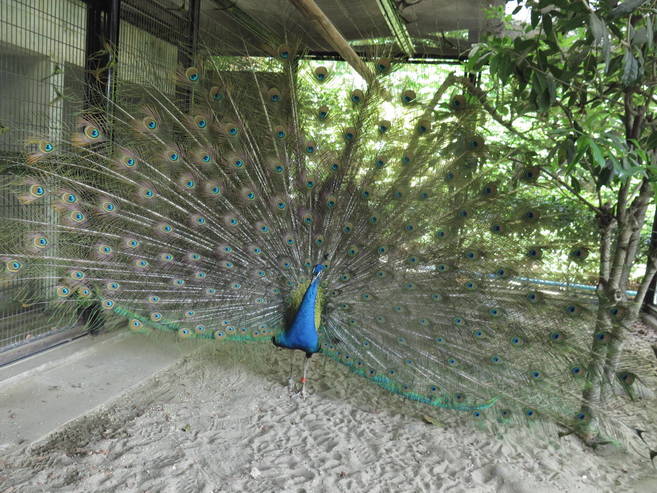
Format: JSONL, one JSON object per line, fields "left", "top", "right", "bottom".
{"left": 0, "top": 0, "right": 87, "bottom": 354}
{"left": 0, "top": 0, "right": 193, "bottom": 356}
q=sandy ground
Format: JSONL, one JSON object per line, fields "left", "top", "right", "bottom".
{"left": 1, "top": 335, "right": 656, "bottom": 493}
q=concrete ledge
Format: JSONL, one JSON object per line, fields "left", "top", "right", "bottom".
{"left": 0, "top": 323, "right": 86, "bottom": 368}
{"left": 0, "top": 330, "right": 197, "bottom": 448}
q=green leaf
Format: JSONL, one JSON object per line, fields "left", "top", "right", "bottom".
{"left": 621, "top": 49, "right": 639, "bottom": 86}
{"left": 531, "top": 72, "right": 553, "bottom": 111}
{"left": 514, "top": 38, "right": 535, "bottom": 51}
{"left": 489, "top": 52, "right": 499, "bottom": 78}
{"left": 589, "top": 13, "right": 612, "bottom": 71}
{"left": 610, "top": 0, "right": 648, "bottom": 18}
{"left": 646, "top": 130, "right": 657, "bottom": 149}
{"left": 466, "top": 47, "right": 491, "bottom": 71}
{"left": 542, "top": 14, "right": 554, "bottom": 38}
{"left": 631, "top": 27, "right": 649, "bottom": 46}
{"left": 497, "top": 56, "right": 514, "bottom": 84}
{"left": 607, "top": 54, "right": 623, "bottom": 75}
{"left": 588, "top": 140, "right": 606, "bottom": 167}
{"left": 531, "top": 8, "right": 541, "bottom": 29}
{"left": 589, "top": 13, "right": 605, "bottom": 43}
{"left": 542, "top": 14, "right": 559, "bottom": 52}
{"left": 571, "top": 135, "right": 591, "bottom": 171}
{"left": 629, "top": 140, "right": 649, "bottom": 163}
{"left": 562, "top": 14, "right": 586, "bottom": 32}
{"left": 607, "top": 134, "right": 627, "bottom": 154}
{"left": 596, "top": 166, "right": 613, "bottom": 189}
{"left": 563, "top": 138, "right": 576, "bottom": 164}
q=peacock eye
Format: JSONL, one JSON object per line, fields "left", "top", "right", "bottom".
{"left": 30, "top": 185, "right": 45, "bottom": 196}
{"left": 85, "top": 126, "right": 100, "bottom": 139}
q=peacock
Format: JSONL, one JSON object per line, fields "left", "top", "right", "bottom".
{"left": 0, "top": 36, "right": 652, "bottom": 452}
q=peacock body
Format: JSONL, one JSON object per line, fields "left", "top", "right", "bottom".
{"left": 0, "top": 40, "right": 650, "bottom": 447}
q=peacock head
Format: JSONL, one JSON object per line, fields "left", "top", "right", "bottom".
{"left": 312, "top": 264, "right": 326, "bottom": 277}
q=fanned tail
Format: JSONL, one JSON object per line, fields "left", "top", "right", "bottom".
{"left": 0, "top": 33, "right": 652, "bottom": 451}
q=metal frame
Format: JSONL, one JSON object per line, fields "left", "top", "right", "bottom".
{"left": 84, "top": 0, "right": 121, "bottom": 106}
{"left": 375, "top": 0, "right": 415, "bottom": 57}
{"left": 304, "top": 50, "right": 466, "bottom": 64}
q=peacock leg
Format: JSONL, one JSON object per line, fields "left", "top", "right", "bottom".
{"left": 300, "top": 354, "right": 311, "bottom": 398}
{"left": 287, "top": 351, "right": 296, "bottom": 394}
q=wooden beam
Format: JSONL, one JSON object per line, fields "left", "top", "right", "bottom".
{"left": 288, "top": 0, "right": 374, "bottom": 83}
{"left": 375, "top": 0, "right": 414, "bottom": 57}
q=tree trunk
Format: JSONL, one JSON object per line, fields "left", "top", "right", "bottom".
{"left": 579, "top": 210, "right": 615, "bottom": 440}
{"left": 580, "top": 305, "right": 613, "bottom": 441}
{"left": 603, "top": 180, "right": 655, "bottom": 384}
{"left": 641, "top": 206, "right": 657, "bottom": 312}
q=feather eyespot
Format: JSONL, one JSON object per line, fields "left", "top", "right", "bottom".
{"left": 185, "top": 67, "right": 200, "bottom": 82}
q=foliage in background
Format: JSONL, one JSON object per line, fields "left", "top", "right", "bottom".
{"left": 467, "top": 0, "right": 657, "bottom": 441}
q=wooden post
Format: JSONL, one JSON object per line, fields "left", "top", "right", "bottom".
{"left": 288, "top": 0, "right": 375, "bottom": 83}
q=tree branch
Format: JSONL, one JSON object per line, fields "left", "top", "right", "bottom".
{"left": 461, "top": 78, "right": 529, "bottom": 140}
{"left": 619, "top": 179, "right": 654, "bottom": 288}
{"left": 632, "top": 254, "right": 657, "bottom": 317}
{"left": 541, "top": 168, "right": 602, "bottom": 213}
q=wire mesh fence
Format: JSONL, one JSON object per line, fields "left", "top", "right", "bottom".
{"left": 0, "top": 0, "right": 197, "bottom": 356}
{"left": 0, "top": 0, "right": 87, "bottom": 355}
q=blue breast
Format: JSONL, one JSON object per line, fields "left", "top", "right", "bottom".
{"left": 273, "top": 266, "right": 323, "bottom": 354}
